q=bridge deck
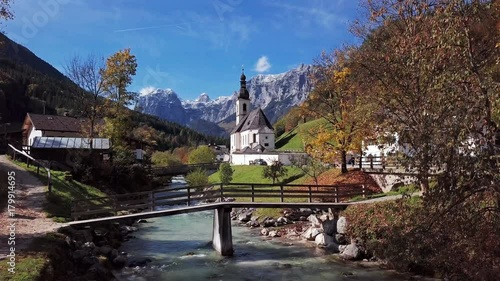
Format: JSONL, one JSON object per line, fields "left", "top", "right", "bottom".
{"left": 67, "top": 202, "right": 353, "bottom": 227}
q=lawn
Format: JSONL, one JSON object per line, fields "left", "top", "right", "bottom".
{"left": 12, "top": 159, "right": 107, "bottom": 222}
{"left": 275, "top": 118, "right": 330, "bottom": 151}
{"left": 209, "top": 165, "right": 319, "bottom": 218}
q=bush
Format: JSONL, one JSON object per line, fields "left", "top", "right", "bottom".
{"left": 188, "top": 146, "right": 215, "bottom": 164}
{"left": 218, "top": 163, "right": 233, "bottom": 184}
{"left": 185, "top": 168, "right": 209, "bottom": 189}
{"left": 344, "top": 194, "right": 500, "bottom": 280}
{"left": 151, "top": 151, "right": 182, "bottom": 167}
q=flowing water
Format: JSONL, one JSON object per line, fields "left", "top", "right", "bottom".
{"left": 114, "top": 177, "right": 405, "bottom": 281}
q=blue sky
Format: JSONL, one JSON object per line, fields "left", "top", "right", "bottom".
{"left": 4, "top": 0, "right": 362, "bottom": 100}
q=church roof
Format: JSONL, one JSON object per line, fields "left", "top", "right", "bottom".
{"left": 231, "top": 108, "right": 274, "bottom": 134}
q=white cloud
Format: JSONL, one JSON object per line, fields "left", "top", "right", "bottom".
{"left": 254, "top": 56, "right": 271, "bottom": 73}
{"left": 139, "top": 86, "right": 156, "bottom": 96}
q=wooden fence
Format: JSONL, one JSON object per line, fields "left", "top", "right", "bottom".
{"left": 7, "top": 143, "right": 53, "bottom": 192}
{"left": 71, "top": 183, "right": 370, "bottom": 220}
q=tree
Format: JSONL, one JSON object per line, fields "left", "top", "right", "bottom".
{"left": 0, "top": 0, "right": 13, "bottom": 23}
{"left": 218, "top": 162, "right": 233, "bottom": 184}
{"left": 100, "top": 49, "right": 138, "bottom": 147}
{"left": 352, "top": 0, "right": 499, "bottom": 194}
{"left": 188, "top": 145, "right": 215, "bottom": 164}
{"left": 63, "top": 53, "right": 106, "bottom": 140}
{"left": 262, "top": 161, "right": 287, "bottom": 184}
{"left": 151, "top": 151, "right": 182, "bottom": 167}
{"left": 302, "top": 49, "right": 373, "bottom": 173}
{"left": 289, "top": 154, "right": 327, "bottom": 185}
{"left": 185, "top": 168, "right": 209, "bottom": 189}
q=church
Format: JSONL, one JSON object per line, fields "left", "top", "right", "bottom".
{"left": 230, "top": 70, "right": 276, "bottom": 165}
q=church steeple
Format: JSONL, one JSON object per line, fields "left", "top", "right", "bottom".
{"left": 238, "top": 67, "right": 250, "bottom": 100}
{"left": 236, "top": 67, "right": 250, "bottom": 125}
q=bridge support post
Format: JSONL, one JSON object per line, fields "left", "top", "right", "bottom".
{"left": 212, "top": 207, "right": 233, "bottom": 256}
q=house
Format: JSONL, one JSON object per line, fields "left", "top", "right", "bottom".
{"left": 22, "top": 113, "right": 89, "bottom": 147}
{"left": 21, "top": 113, "right": 111, "bottom": 165}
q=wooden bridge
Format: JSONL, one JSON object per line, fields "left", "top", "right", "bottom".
{"left": 151, "top": 162, "right": 220, "bottom": 176}
{"left": 69, "top": 183, "right": 371, "bottom": 256}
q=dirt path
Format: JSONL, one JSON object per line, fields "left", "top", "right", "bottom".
{"left": 0, "top": 155, "right": 63, "bottom": 259}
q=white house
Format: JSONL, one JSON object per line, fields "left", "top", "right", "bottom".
{"left": 230, "top": 70, "right": 277, "bottom": 165}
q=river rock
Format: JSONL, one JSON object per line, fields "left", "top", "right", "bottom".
{"left": 299, "top": 208, "right": 313, "bottom": 217}
{"left": 113, "top": 255, "right": 127, "bottom": 268}
{"left": 341, "top": 243, "right": 361, "bottom": 260}
{"left": 339, "top": 245, "right": 347, "bottom": 254}
{"left": 87, "top": 263, "right": 113, "bottom": 280}
{"left": 302, "top": 226, "right": 322, "bottom": 241}
{"left": 82, "top": 255, "right": 99, "bottom": 267}
{"left": 261, "top": 228, "right": 270, "bottom": 236}
{"left": 314, "top": 233, "right": 334, "bottom": 247}
{"left": 335, "top": 233, "right": 347, "bottom": 244}
{"left": 246, "top": 220, "right": 260, "bottom": 227}
{"left": 238, "top": 212, "right": 252, "bottom": 223}
{"left": 322, "top": 219, "right": 337, "bottom": 236}
{"left": 337, "top": 216, "right": 347, "bottom": 234}
{"left": 263, "top": 218, "right": 276, "bottom": 227}
{"left": 299, "top": 216, "right": 307, "bottom": 221}
{"left": 72, "top": 249, "right": 90, "bottom": 261}
{"left": 128, "top": 257, "right": 153, "bottom": 267}
{"left": 307, "top": 215, "right": 322, "bottom": 227}
{"left": 95, "top": 245, "right": 113, "bottom": 257}
{"left": 277, "top": 217, "right": 288, "bottom": 224}
{"left": 83, "top": 242, "right": 96, "bottom": 249}
{"left": 268, "top": 230, "right": 280, "bottom": 237}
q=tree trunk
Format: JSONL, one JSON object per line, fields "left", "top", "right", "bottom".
{"left": 340, "top": 150, "right": 348, "bottom": 174}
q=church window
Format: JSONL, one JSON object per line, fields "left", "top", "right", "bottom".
{"left": 264, "top": 143, "right": 269, "bottom": 147}
{"left": 253, "top": 134, "right": 256, "bottom": 143}
{"left": 265, "top": 136, "right": 268, "bottom": 139}
{"left": 243, "top": 104, "right": 247, "bottom": 112}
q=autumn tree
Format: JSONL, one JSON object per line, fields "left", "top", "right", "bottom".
{"left": 100, "top": 48, "right": 138, "bottom": 147}
{"left": 352, "top": 0, "right": 499, "bottom": 194}
{"left": 151, "top": 151, "right": 182, "bottom": 167}
{"left": 262, "top": 161, "right": 287, "bottom": 184}
{"left": 302, "top": 49, "right": 373, "bottom": 173}
{"left": 63, "top": 53, "right": 106, "bottom": 140}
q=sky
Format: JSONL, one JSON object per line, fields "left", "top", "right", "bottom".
{"left": 3, "top": 0, "right": 362, "bottom": 101}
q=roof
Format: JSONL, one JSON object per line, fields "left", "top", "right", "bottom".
{"left": 26, "top": 113, "right": 87, "bottom": 132}
{"left": 231, "top": 108, "right": 274, "bottom": 134}
{"left": 31, "top": 137, "right": 111, "bottom": 150}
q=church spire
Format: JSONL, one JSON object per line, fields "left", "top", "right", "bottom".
{"left": 239, "top": 66, "right": 249, "bottom": 100}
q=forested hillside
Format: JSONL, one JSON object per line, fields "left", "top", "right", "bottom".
{"left": 0, "top": 33, "right": 227, "bottom": 149}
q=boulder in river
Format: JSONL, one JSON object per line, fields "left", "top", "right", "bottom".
{"left": 302, "top": 226, "right": 322, "bottom": 241}
{"left": 261, "top": 228, "right": 270, "bottom": 236}
{"left": 314, "top": 233, "right": 334, "bottom": 247}
{"left": 337, "top": 216, "right": 347, "bottom": 234}
{"left": 238, "top": 212, "right": 252, "bottom": 223}
{"left": 340, "top": 243, "right": 361, "bottom": 260}
{"left": 322, "top": 219, "right": 337, "bottom": 236}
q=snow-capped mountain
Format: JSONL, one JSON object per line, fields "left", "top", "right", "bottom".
{"left": 136, "top": 64, "right": 314, "bottom": 136}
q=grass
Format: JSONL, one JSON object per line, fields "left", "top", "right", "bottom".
{"left": 0, "top": 233, "right": 74, "bottom": 281}
{"left": 349, "top": 183, "right": 419, "bottom": 202}
{"left": 12, "top": 159, "right": 107, "bottom": 222}
{"left": 209, "top": 165, "right": 317, "bottom": 218}
{"left": 275, "top": 118, "right": 330, "bottom": 151}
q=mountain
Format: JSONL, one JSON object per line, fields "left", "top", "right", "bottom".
{"left": 136, "top": 64, "right": 315, "bottom": 136}
{"left": 0, "top": 33, "right": 226, "bottom": 149}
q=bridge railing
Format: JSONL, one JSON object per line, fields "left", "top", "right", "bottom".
{"left": 70, "top": 183, "right": 372, "bottom": 220}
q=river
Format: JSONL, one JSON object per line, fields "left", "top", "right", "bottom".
{"left": 114, "top": 177, "right": 405, "bottom": 281}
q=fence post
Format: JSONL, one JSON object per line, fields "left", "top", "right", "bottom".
{"left": 308, "top": 186, "right": 312, "bottom": 203}
{"left": 150, "top": 191, "right": 155, "bottom": 211}
{"left": 370, "top": 157, "right": 373, "bottom": 169}
{"left": 251, "top": 184, "right": 255, "bottom": 202}
{"left": 13, "top": 150, "right": 16, "bottom": 161}
{"left": 37, "top": 164, "right": 40, "bottom": 175}
{"left": 334, "top": 187, "right": 338, "bottom": 203}
{"left": 220, "top": 183, "right": 224, "bottom": 201}
{"left": 280, "top": 185, "right": 284, "bottom": 203}
{"left": 358, "top": 156, "right": 362, "bottom": 169}
{"left": 382, "top": 157, "right": 386, "bottom": 170}
{"left": 187, "top": 186, "right": 191, "bottom": 206}
{"left": 362, "top": 185, "right": 366, "bottom": 199}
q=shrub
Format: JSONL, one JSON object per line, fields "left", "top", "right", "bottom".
{"left": 185, "top": 168, "right": 209, "bottom": 189}
{"left": 151, "top": 151, "right": 182, "bottom": 167}
{"left": 343, "top": 194, "right": 500, "bottom": 280}
{"left": 218, "top": 163, "right": 233, "bottom": 184}
{"left": 262, "top": 161, "right": 287, "bottom": 184}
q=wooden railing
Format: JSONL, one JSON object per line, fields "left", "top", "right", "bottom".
{"left": 352, "top": 156, "right": 404, "bottom": 170}
{"left": 71, "top": 183, "right": 370, "bottom": 220}
{"left": 7, "top": 143, "right": 53, "bottom": 192}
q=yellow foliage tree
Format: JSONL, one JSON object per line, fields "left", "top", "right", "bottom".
{"left": 302, "top": 49, "right": 373, "bottom": 173}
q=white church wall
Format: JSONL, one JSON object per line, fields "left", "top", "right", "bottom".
{"left": 230, "top": 152, "right": 308, "bottom": 166}
{"left": 258, "top": 133, "right": 275, "bottom": 150}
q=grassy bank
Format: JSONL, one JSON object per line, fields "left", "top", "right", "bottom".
{"left": 275, "top": 118, "right": 330, "bottom": 151}
{"left": 0, "top": 233, "right": 77, "bottom": 281}
{"left": 12, "top": 159, "right": 107, "bottom": 222}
